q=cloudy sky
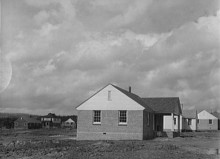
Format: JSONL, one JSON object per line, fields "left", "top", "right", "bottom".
{"left": 0, "top": 0, "right": 220, "bottom": 115}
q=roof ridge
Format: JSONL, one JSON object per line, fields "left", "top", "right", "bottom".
{"left": 142, "top": 97, "right": 179, "bottom": 99}
{"left": 111, "top": 84, "right": 154, "bottom": 112}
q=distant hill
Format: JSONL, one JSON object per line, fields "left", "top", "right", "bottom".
{"left": 0, "top": 112, "right": 40, "bottom": 118}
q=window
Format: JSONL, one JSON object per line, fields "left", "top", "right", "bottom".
{"left": 119, "top": 110, "right": 127, "bottom": 125}
{"left": 174, "top": 118, "right": 176, "bottom": 125}
{"left": 147, "top": 113, "right": 150, "bottom": 126}
{"left": 188, "top": 119, "right": 192, "bottom": 125}
{"left": 93, "top": 110, "right": 101, "bottom": 124}
{"left": 209, "top": 119, "right": 213, "bottom": 124}
{"left": 108, "top": 90, "right": 111, "bottom": 101}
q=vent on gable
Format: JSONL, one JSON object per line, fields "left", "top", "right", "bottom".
{"left": 108, "top": 90, "right": 111, "bottom": 101}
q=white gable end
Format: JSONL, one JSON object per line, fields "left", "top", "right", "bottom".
{"left": 65, "top": 118, "right": 74, "bottom": 123}
{"left": 77, "top": 85, "right": 145, "bottom": 110}
{"left": 198, "top": 110, "right": 217, "bottom": 119}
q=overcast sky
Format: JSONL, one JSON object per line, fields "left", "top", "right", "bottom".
{"left": 0, "top": 0, "right": 220, "bottom": 115}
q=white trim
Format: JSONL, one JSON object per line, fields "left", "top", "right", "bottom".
{"left": 93, "top": 122, "right": 101, "bottom": 125}
{"left": 118, "top": 122, "right": 127, "bottom": 126}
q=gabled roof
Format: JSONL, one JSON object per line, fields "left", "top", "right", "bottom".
{"left": 65, "top": 118, "right": 75, "bottom": 123}
{"left": 42, "top": 113, "right": 59, "bottom": 118}
{"left": 76, "top": 84, "right": 153, "bottom": 112}
{"left": 198, "top": 110, "right": 218, "bottom": 119}
{"left": 141, "top": 97, "right": 182, "bottom": 115}
{"left": 16, "top": 116, "right": 41, "bottom": 123}
{"left": 211, "top": 112, "right": 220, "bottom": 119}
{"left": 182, "top": 110, "right": 197, "bottom": 119}
{"left": 111, "top": 84, "right": 153, "bottom": 112}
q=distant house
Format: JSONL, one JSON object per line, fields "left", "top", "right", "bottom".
{"left": 182, "top": 110, "right": 197, "bottom": 131}
{"left": 41, "top": 113, "right": 61, "bottom": 128}
{"left": 14, "top": 116, "right": 41, "bottom": 129}
{"left": 197, "top": 110, "right": 218, "bottom": 131}
{"left": 62, "top": 118, "right": 76, "bottom": 128}
{"left": 76, "top": 84, "right": 182, "bottom": 140}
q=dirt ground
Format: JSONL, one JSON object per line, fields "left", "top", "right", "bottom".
{"left": 0, "top": 129, "right": 219, "bottom": 159}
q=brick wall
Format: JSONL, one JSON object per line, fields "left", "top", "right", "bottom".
{"left": 77, "top": 110, "right": 144, "bottom": 140}
{"left": 197, "top": 119, "right": 218, "bottom": 130}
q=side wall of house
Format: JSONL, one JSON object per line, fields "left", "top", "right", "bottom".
{"left": 197, "top": 119, "right": 218, "bottom": 130}
{"left": 143, "top": 111, "right": 154, "bottom": 139}
{"left": 182, "top": 118, "right": 197, "bottom": 131}
{"left": 77, "top": 110, "right": 143, "bottom": 140}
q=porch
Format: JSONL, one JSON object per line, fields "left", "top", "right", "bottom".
{"left": 153, "top": 113, "right": 182, "bottom": 138}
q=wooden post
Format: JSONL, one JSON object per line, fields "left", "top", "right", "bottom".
{"left": 178, "top": 115, "right": 180, "bottom": 132}
{"left": 153, "top": 114, "right": 155, "bottom": 131}
{"left": 171, "top": 113, "right": 174, "bottom": 132}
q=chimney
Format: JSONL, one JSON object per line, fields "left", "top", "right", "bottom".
{"left": 129, "top": 86, "right": 131, "bottom": 93}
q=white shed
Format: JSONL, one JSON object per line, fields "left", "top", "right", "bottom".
{"left": 64, "top": 118, "right": 76, "bottom": 128}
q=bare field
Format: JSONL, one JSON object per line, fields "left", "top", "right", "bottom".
{"left": 0, "top": 129, "right": 219, "bottom": 159}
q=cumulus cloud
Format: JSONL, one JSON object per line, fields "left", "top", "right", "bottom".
{"left": 107, "top": 0, "right": 152, "bottom": 27}
{"left": 0, "top": 0, "right": 219, "bottom": 115}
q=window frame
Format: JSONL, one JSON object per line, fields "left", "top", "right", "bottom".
{"left": 118, "top": 110, "right": 127, "bottom": 125}
{"left": 93, "top": 110, "right": 101, "bottom": 125}
{"left": 209, "top": 119, "right": 213, "bottom": 125}
{"left": 188, "top": 119, "right": 192, "bottom": 125}
{"left": 174, "top": 117, "right": 176, "bottom": 125}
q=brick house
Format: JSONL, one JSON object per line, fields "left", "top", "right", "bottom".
{"left": 197, "top": 110, "right": 218, "bottom": 131}
{"left": 76, "top": 84, "right": 182, "bottom": 140}
{"left": 41, "top": 113, "right": 61, "bottom": 128}
{"left": 76, "top": 84, "right": 154, "bottom": 140}
{"left": 14, "top": 116, "right": 41, "bottom": 129}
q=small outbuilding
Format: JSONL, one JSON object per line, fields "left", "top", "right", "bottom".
{"left": 62, "top": 118, "right": 76, "bottom": 128}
